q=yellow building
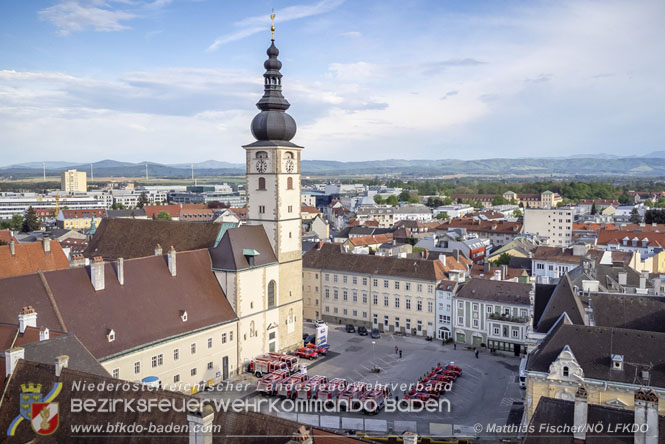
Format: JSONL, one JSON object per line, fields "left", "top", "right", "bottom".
{"left": 56, "top": 209, "right": 105, "bottom": 230}
{"left": 61, "top": 169, "right": 87, "bottom": 192}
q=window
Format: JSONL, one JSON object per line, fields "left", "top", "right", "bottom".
{"left": 362, "top": 277, "right": 368, "bottom": 286}
{"left": 334, "top": 289, "right": 338, "bottom": 300}
{"left": 221, "top": 333, "right": 227, "bottom": 344}
{"left": 352, "top": 290, "right": 358, "bottom": 302}
{"left": 333, "top": 307, "right": 338, "bottom": 314}
{"left": 352, "top": 276, "right": 357, "bottom": 285}
{"left": 151, "top": 354, "right": 163, "bottom": 368}
{"left": 343, "top": 275, "right": 347, "bottom": 284}
{"left": 173, "top": 349, "right": 179, "bottom": 361}
{"left": 134, "top": 362, "right": 140, "bottom": 374}
{"left": 334, "top": 275, "right": 338, "bottom": 283}
{"left": 174, "top": 374, "right": 180, "bottom": 384}
{"left": 287, "top": 177, "right": 294, "bottom": 190}
{"left": 472, "top": 319, "right": 479, "bottom": 328}
{"left": 288, "top": 205, "right": 293, "bottom": 213}
{"left": 427, "top": 301, "right": 433, "bottom": 313}
{"left": 191, "top": 343, "right": 196, "bottom": 354}
{"left": 428, "top": 285, "right": 434, "bottom": 293}
{"left": 229, "top": 331, "right": 233, "bottom": 341}
{"left": 487, "top": 305, "right": 493, "bottom": 313}
{"left": 353, "top": 310, "right": 357, "bottom": 317}
{"left": 208, "top": 338, "right": 213, "bottom": 349}
{"left": 373, "top": 294, "right": 378, "bottom": 305}
{"left": 417, "top": 283, "right": 423, "bottom": 292}
{"left": 504, "top": 308, "right": 510, "bottom": 315}
{"left": 395, "top": 296, "right": 400, "bottom": 308}
{"left": 383, "top": 295, "right": 389, "bottom": 307}
{"left": 520, "top": 309, "right": 527, "bottom": 318}
{"left": 259, "top": 205, "right": 265, "bottom": 214}
{"left": 112, "top": 368, "right": 119, "bottom": 378}
{"left": 406, "top": 318, "right": 411, "bottom": 330}
{"left": 191, "top": 368, "right": 197, "bottom": 376}
{"left": 362, "top": 293, "right": 368, "bottom": 304}
{"left": 395, "top": 317, "right": 400, "bottom": 329}
{"left": 325, "top": 306, "right": 330, "bottom": 313}
{"left": 406, "top": 298, "right": 411, "bottom": 310}
{"left": 373, "top": 279, "right": 378, "bottom": 287}
{"left": 325, "top": 288, "right": 330, "bottom": 299}
{"left": 417, "top": 300, "right": 423, "bottom": 311}
{"left": 458, "top": 316, "right": 464, "bottom": 325}
{"left": 473, "top": 303, "right": 479, "bottom": 312}
{"left": 363, "top": 311, "right": 367, "bottom": 318}
{"left": 207, "top": 362, "right": 214, "bottom": 370}
{"left": 563, "top": 366, "right": 569, "bottom": 377}
{"left": 268, "top": 280, "right": 276, "bottom": 307}
{"left": 417, "top": 320, "right": 422, "bottom": 331}
{"left": 493, "top": 327, "right": 500, "bottom": 335}
{"left": 383, "top": 280, "right": 389, "bottom": 288}
{"left": 384, "top": 315, "right": 389, "bottom": 327}
{"left": 394, "top": 281, "right": 400, "bottom": 290}
{"left": 458, "top": 301, "right": 464, "bottom": 309}
{"left": 405, "top": 282, "right": 411, "bottom": 291}
{"left": 343, "top": 308, "right": 347, "bottom": 315}
{"left": 512, "top": 330, "right": 519, "bottom": 338}
{"left": 258, "top": 177, "right": 266, "bottom": 190}
{"left": 536, "top": 263, "right": 544, "bottom": 270}
{"left": 325, "top": 274, "right": 329, "bottom": 282}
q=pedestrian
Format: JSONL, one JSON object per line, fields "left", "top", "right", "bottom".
{"left": 453, "top": 343, "right": 457, "bottom": 350}
{"left": 395, "top": 345, "right": 398, "bottom": 355}
{"left": 399, "top": 349, "right": 403, "bottom": 359}
{"left": 475, "top": 349, "right": 479, "bottom": 359}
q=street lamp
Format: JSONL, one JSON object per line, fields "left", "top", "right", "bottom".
{"left": 371, "top": 341, "right": 378, "bottom": 373}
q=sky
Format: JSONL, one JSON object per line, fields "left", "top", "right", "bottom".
{"left": 0, "top": 0, "right": 664, "bottom": 165}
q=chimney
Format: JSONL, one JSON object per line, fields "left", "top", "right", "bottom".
{"left": 402, "top": 432, "right": 418, "bottom": 444}
{"left": 18, "top": 306, "right": 37, "bottom": 333}
{"left": 453, "top": 249, "right": 459, "bottom": 262}
{"left": 5, "top": 347, "right": 24, "bottom": 377}
{"left": 640, "top": 272, "right": 647, "bottom": 290}
{"left": 39, "top": 327, "right": 50, "bottom": 341}
{"left": 484, "top": 262, "right": 491, "bottom": 273}
{"left": 287, "top": 425, "right": 313, "bottom": 444}
{"left": 634, "top": 388, "right": 659, "bottom": 444}
{"left": 618, "top": 272, "right": 627, "bottom": 286}
{"left": 154, "top": 244, "right": 163, "bottom": 256}
{"left": 55, "top": 355, "right": 69, "bottom": 377}
{"left": 168, "top": 246, "right": 177, "bottom": 277}
{"left": 494, "top": 269, "right": 502, "bottom": 281}
{"left": 502, "top": 264, "right": 508, "bottom": 280}
{"left": 585, "top": 307, "right": 595, "bottom": 327}
{"left": 117, "top": 258, "right": 124, "bottom": 285}
{"left": 9, "top": 240, "right": 15, "bottom": 256}
{"left": 91, "top": 256, "right": 105, "bottom": 291}
{"left": 653, "top": 278, "right": 661, "bottom": 294}
{"left": 187, "top": 404, "right": 214, "bottom": 444}
{"left": 71, "top": 253, "right": 86, "bottom": 267}
{"left": 573, "top": 386, "right": 588, "bottom": 442}
{"left": 43, "top": 237, "right": 51, "bottom": 253}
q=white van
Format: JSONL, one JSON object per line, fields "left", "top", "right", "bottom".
{"left": 519, "top": 356, "right": 527, "bottom": 389}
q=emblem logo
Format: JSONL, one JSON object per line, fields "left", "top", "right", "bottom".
{"left": 7, "top": 382, "right": 62, "bottom": 436}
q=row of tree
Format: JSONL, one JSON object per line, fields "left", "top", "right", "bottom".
{"left": 0, "top": 207, "right": 40, "bottom": 232}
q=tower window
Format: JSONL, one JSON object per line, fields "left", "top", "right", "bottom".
{"left": 268, "top": 280, "right": 276, "bottom": 308}
{"left": 288, "top": 205, "right": 293, "bottom": 213}
{"left": 256, "top": 151, "right": 268, "bottom": 159}
{"left": 287, "top": 177, "right": 293, "bottom": 190}
{"left": 259, "top": 206, "right": 265, "bottom": 214}
{"left": 258, "top": 177, "right": 266, "bottom": 190}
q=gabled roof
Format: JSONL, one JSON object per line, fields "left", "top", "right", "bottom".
{"left": 536, "top": 274, "right": 585, "bottom": 333}
{"left": 0, "top": 241, "right": 70, "bottom": 278}
{"left": 0, "top": 249, "right": 237, "bottom": 359}
{"left": 209, "top": 225, "right": 277, "bottom": 271}
{"left": 348, "top": 233, "right": 393, "bottom": 247}
{"left": 106, "top": 208, "right": 147, "bottom": 218}
{"left": 84, "top": 218, "right": 222, "bottom": 260}
{"left": 597, "top": 229, "right": 665, "bottom": 247}
{"left": 456, "top": 278, "right": 532, "bottom": 305}
{"left": 144, "top": 203, "right": 207, "bottom": 219}
{"left": 0, "top": 230, "right": 17, "bottom": 244}
{"left": 21, "top": 334, "right": 110, "bottom": 377}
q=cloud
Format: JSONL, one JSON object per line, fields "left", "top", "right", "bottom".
{"left": 207, "top": 0, "right": 345, "bottom": 51}
{"left": 340, "top": 31, "right": 361, "bottom": 38}
{"left": 38, "top": 0, "right": 172, "bottom": 35}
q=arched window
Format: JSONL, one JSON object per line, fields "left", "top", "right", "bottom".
{"left": 268, "top": 280, "right": 276, "bottom": 307}
{"left": 256, "top": 151, "right": 268, "bottom": 159}
{"left": 258, "top": 177, "right": 266, "bottom": 190}
{"left": 285, "top": 151, "right": 294, "bottom": 159}
{"left": 249, "top": 321, "right": 255, "bottom": 338}
{"left": 287, "top": 177, "right": 293, "bottom": 190}
{"left": 563, "top": 366, "right": 569, "bottom": 377}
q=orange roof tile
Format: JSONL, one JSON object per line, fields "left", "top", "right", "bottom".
{"left": 0, "top": 241, "right": 70, "bottom": 278}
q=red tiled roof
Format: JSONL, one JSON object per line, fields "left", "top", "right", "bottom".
{"left": 0, "top": 230, "right": 17, "bottom": 244}
{"left": 0, "top": 241, "right": 70, "bottom": 278}
{"left": 438, "top": 218, "right": 522, "bottom": 234}
{"left": 348, "top": 233, "right": 393, "bottom": 247}
{"left": 144, "top": 203, "right": 207, "bottom": 219}
{"left": 596, "top": 229, "right": 665, "bottom": 247}
{"left": 301, "top": 205, "right": 320, "bottom": 214}
{"left": 60, "top": 208, "right": 106, "bottom": 219}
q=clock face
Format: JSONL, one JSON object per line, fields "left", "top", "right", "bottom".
{"left": 285, "top": 159, "right": 295, "bottom": 173}
{"left": 256, "top": 159, "right": 267, "bottom": 173}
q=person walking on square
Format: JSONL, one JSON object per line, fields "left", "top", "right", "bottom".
{"left": 475, "top": 349, "right": 479, "bottom": 359}
{"left": 395, "top": 345, "right": 398, "bottom": 355}
{"left": 453, "top": 342, "right": 456, "bottom": 350}
{"left": 399, "top": 349, "right": 403, "bottom": 359}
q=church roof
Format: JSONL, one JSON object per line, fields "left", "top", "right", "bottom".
{"left": 210, "top": 225, "right": 277, "bottom": 271}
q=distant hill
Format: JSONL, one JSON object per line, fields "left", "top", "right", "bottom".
{"left": 0, "top": 161, "right": 79, "bottom": 170}
{"left": 3, "top": 156, "right": 665, "bottom": 179}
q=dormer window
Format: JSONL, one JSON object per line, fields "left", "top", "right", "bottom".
{"left": 563, "top": 366, "right": 569, "bottom": 377}
{"left": 181, "top": 311, "right": 188, "bottom": 322}
{"left": 107, "top": 329, "right": 116, "bottom": 343}
{"left": 612, "top": 354, "right": 624, "bottom": 371}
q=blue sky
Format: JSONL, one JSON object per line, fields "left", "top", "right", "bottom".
{"left": 1, "top": 0, "right": 664, "bottom": 164}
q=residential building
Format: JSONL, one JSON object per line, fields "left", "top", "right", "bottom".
{"left": 61, "top": 169, "right": 87, "bottom": 193}
{"left": 144, "top": 203, "right": 209, "bottom": 220}
{"left": 0, "top": 193, "right": 106, "bottom": 221}
{"left": 503, "top": 190, "right": 562, "bottom": 208}
{"left": 596, "top": 228, "right": 665, "bottom": 257}
{"left": 435, "top": 280, "right": 458, "bottom": 340}
{"left": 56, "top": 208, "right": 106, "bottom": 230}
{"left": 356, "top": 205, "right": 432, "bottom": 228}
{"left": 433, "top": 204, "right": 475, "bottom": 219}
{"left": 454, "top": 279, "right": 533, "bottom": 354}
{"left": 438, "top": 218, "right": 523, "bottom": 248}
{"left": 416, "top": 231, "right": 488, "bottom": 264}
{"left": 486, "top": 236, "right": 541, "bottom": 262}
{"left": 301, "top": 204, "right": 321, "bottom": 221}
{"left": 523, "top": 208, "right": 573, "bottom": 247}
{"left": 0, "top": 239, "right": 70, "bottom": 278}
{"left": 303, "top": 243, "right": 446, "bottom": 336}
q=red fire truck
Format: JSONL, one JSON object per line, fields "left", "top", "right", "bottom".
{"left": 315, "top": 378, "right": 346, "bottom": 404}
{"left": 276, "top": 374, "right": 309, "bottom": 399}
{"left": 265, "top": 352, "right": 300, "bottom": 373}
{"left": 248, "top": 357, "right": 288, "bottom": 378}
{"left": 359, "top": 386, "right": 387, "bottom": 415}
{"left": 296, "top": 375, "right": 328, "bottom": 400}
{"left": 256, "top": 369, "right": 289, "bottom": 396}
{"left": 337, "top": 382, "right": 369, "bottom": 410}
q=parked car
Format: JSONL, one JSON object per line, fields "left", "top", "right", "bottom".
{"left": 303, "top": 335, "right": 316, "bottom": 346}
{"left": 306, "top": 342, "right": 328, "bottom": 356}
{"left": 370, "top": 328, "right": 380, "bottom": 339}
{"left": 357, "top": 327, "right": 368, "bottom": 336}
{"left": 295, "top": 347, "right": 318, "bottom": 360}
{"left": 314, "top": 320, "right": 326, "bottom": 327}
{"left": 345, "top": 324, "right": 356, "bottom": 333}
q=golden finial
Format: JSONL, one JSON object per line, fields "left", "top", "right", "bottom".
{"left": 270, "top": 9, "right": 276, "bottom": 40}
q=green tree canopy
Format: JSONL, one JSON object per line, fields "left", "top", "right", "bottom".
{"left": 492, "top": 195, "right": 508, "bottom": 206}
{"left": 137, "top": 192, "right": 149, "bottom": 209}
{"left": 492, "top": 252, "right": 513, "bottom": 266}
{"left": 386, "top": 195, "right": 399, "bottom": 207}
{"left": 9, "top": 214, "right": 23, "bottom": 232}
{"left": 373, "top": 195, "right": 385, "bottom": 204}
{"left": 156, "top": 211, "right": 172, "bottom": 220}
{"left": 22, "top": 206, "right": 40, "bottom": 232}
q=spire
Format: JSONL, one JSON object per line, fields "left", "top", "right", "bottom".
{"left": 250, "top": 11, "right": 297, "bottom": 143}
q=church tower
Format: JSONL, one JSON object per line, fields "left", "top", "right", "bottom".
{"left": 243, "top": 16, "right": 303, "bottom": 351}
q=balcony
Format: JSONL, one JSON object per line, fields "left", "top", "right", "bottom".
{"left": 488, "top": 312, "right": 529, "bottom": 324}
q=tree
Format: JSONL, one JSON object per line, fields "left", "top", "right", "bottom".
{"left": 398, "top": 191, "right": 412, "bottom": 202}
{"left": 436, "top": 212, "right": 450, "bottom": 220}
{"left": 630, "top": 208, "right": 642, "bottom": 224}
{"left": 22, "top": 207, "right": 40, "bottom": 232}
{"left": 590, "top": 202, "right": 597, "bottom": 215}
{"left": 492, "top": 253, "right": 513, "bottom": 266}
{"left": 9, "top": 214, "right": 23, "bottom": 232}
{"left": 492, "top": 194, "right": 508, "bottom": 206}
{"left": 373, "top": 195, "right": 385, "bottom": 205}
{"left": 644, "top": 209, "right": 665, "bottom": 225}
{"left": 207, "top": 201, "right": 228, "bottom": 209}
{"left": 512, "top": 209, "right": 523, "bottom": 218}
{"left": 618, "top": 193, "right": 631, "bottom": 205}
{"left": 110, "top": 202, "right": 127, "bottom": 210}
{"left": 386, "top": 195, "right": 398, "bottom": 207}
{"left": 644, "top": 199, "right": 654, "bottom": 208}
{"left": 156, "top": 211, "right": 172, "bottom": 220}
{"left": 137, "top": 192, "right": 149, "bottom": 209}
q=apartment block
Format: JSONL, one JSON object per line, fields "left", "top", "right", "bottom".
{"left": 523, "top": 208, "right": 573, "bottom": 247}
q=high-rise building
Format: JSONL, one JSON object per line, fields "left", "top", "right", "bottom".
{"left": 61, "top": 169, "right": 87, "bottom": 192}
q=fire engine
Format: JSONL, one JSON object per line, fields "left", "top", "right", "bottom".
{"left": 315, "top": 378, "right": 346, "bottom": 404}
{"left": 337, "top": 382, "right": 369, "bottom": 410}
{"left": 276, "top": 374, "right": 309, "bottom": 399}
{"left": 296, "top": 375, "right": 328, "bottom": 400}
{"left": 359, "top": 386, "right": 388, "bottom": 415}
{"left": 256, "top": 369, "right": 289, "bottom": 396}
{"left": 248, "top": 357, "right": 288, "bottom": 378}
{"left": 265, "top": 352, "right": 300, "bottom": 373}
